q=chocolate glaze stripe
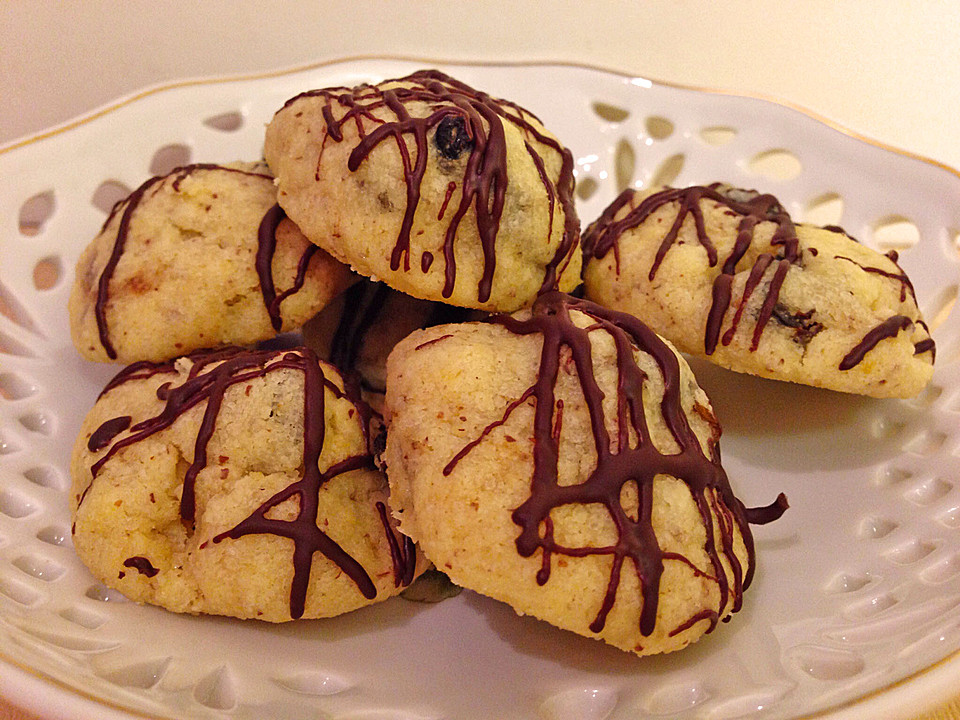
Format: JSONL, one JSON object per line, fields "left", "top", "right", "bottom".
{"left": 583, "top": 185, "right": 801, "bottom": 358}
{"left": 835, "top": 254, "right": 916, "bottom": 303}
{"left": 443, "top": 293, "right": 785, "bottom": 638}
{"left": 80, "top": 346, "right": 410, "bottom": 617}
{"left": 839, "top": 315, "right": 913, "bottom": 370}
{"left": 93, "top": 164, "right": 273, "bottom": 359}
{"left": 280, "top": 70, "right": 578, "bottom": 304}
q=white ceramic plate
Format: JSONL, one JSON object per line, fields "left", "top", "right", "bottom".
{"left": 2, "top": 58, "right": 960, "bottom": 720}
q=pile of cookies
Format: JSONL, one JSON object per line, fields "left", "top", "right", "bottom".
{"left": 68, "top": 69, "right": 933, "bottom": 656}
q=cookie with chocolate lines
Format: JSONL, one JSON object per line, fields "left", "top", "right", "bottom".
{"left": 582, "top": 185, "right": 935, "bottom": 398}
{"left": 383, "top": 292, "right": 785, "bottom": 656}
{"left": 263, "top": 70, "right": 582, "bottom": 312}
{"left": 69, "top": 162, "right": 356, "bottom": 363}
{"left": 70, "top": 346, "right": 424, "bottom": 621}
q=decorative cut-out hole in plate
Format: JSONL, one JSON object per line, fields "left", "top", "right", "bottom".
{"left": 19, "top": 410, "right": 54, "bottom": 436}
{"left": 13, "top": 554, "right": 66, "bottom": 582}
{"left": 23, "top": 465, "right": 66, "bottom": 491}
{"left": 904, "top": 477, "right": 952, "bottom": 506}
{"left": 203, "top": 110, "right": 244, "bottom": 132}
{"left": 857, "top": 515, "right": 899, "bottom": 540}
{"left": 0, "top": 431, "right": 22, "bottom": 456}
{"left": 91, "top": 180, "right": 132, "bottom": 215}
{"left": 699, "top": 125, "right": 736, "bottom": 146}
{"left": 194, "top": 666, "right": 238, "bottom": 711}
{"left": 0, "top": 574, "right": 41, "bottom": 606}
{"left": 591, "top": 102, "right": 629, "bottom": 123}
{"left": 823, "top": 572, "right": 873, "bottom": 595}
{"left": 871, "top": 416, "right": 906, "bottom": 442}
{"left": 644, "top": 116, "right": 674, "bottom": 140}
{"left": 641, "top": 682, "right": 710, "bottom": 715}
{"left": 540, "top": 687, "right": 619, "bottom": 720}
{"left": 85, "top": 583, "right": 130, "bottom": 603}
{"left": 59, "top": 606, "right": 107, "bottom": 630}
{"left": 96, "top": 657, "right": 172, "bottom": 690}
{"left": 884, "top": 538, "right": 936, "bottom": 565}
{"left": 576, "top": 176, "right": 599, "bottom": 201}
{"left": 871, "top": 215, "right": 920, "bottom": 252}
{"left": 921, "top": 553, "right": 960, "bottom": 584}
{"left": 18, "top": 190, "right": 55, "bottom": 236}
{"left": 614, "top": 138, "right": 635, "bottom": 191}
{"left": 36, "top": 525, "right": 70, "bottom": 547}
{"left": 924, "top": 284, "right": 958, "bottom": 333}
{"left": 650, "top": 153, "right": 685, "bottom": 187}
{"left": 844, "top": 592, "right": 899, "bottom": 619}
{"left": 0, "top": 372, "right": 37, "bottom": 401}
{"left": 802, "top": 192, "right": 845, "bottom": 227}
{"left": 273, "top": 670, "right": 352, "bottom": 696}
{"left": 32, "top": 256, "right": 62, "bottom": 291}
{"left": 149, "top": 143, "right": 192, "bottom": 176}
{"left": 787, "top": 645, "right": 866, "bottom": 681}
{"left": 910, "top": 384, "right": 943, "bottom": 409}
{"left": 747, "top": 148, "right": 802, "bottom": 180}
{"left": 0, "top": 489, "right": 37, "bottom": 518}
{"left": 0, "top": 278, "right": 42, "bottom": 336}
{"left": 905, "top": 431, "right": 947, "bottom": 456}
{"left": 937, "top": 505, "right": 960, "bottom": 529}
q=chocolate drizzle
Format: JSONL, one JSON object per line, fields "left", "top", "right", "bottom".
{"left": 446, "top": 292, "right": 786, "bottom": 637}
{"left": 583, "top": 185, "right": 799, "bottom": 356}
{"left": 123, "top": 556, "right": 159, "bottom": 578}
{"left": 839, "top": 315, "right": 913, "bottom": 370}
{"left": 81, "top": 346, "right": 415, "bottom": 618}
{"left": 92, "top": 164, "right": 276, "bottom": 359}
{"left": 255, "top": 203, "right": 320, "bottom": 331}
{"left": 281, "top": 70, "right": 579, "bottom": 304}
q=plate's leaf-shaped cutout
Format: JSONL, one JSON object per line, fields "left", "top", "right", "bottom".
{"left": 14, "top": 622, "right": 121, "bottom": 653}
{"left": 871, "top": 215, "right": 920, "bottom": 251}
{"left": 32, "top": 256, "right": 62, "bottom": 291}
{"left": 0, "top": 278, "right": 42, "bottom": 337}
{"left": 150, "top": 143, "right": 192, "bottom": 176}
{"left": 203, "top": 110, "right": 244, "bottom": 132}
{"left": 0, "top": 574, "right": 41, "bottom": 606}
{"left": 903, "top": 477, "right": 951, "bottom": 506}
{"left": 857, "top": 515, "right": 898, "bottom": 539}
{"left": 18, "top": 190, "right": 55, "bottom": 236}
{"left": 576, "top": 176, "right": 599, "bottom": 201}
{"left": 0, "top": 372, "right": 37, "bottom": 400}
{"left": 614, "top": 138, "right": 635, "bottom": 192}
{"left": 748, "top": 148, "right": 803, "bottom": 180}
{"left": 0, "top": 431, "right": 22, "bottom": 456}
{"left": 59, "top": 606, "right": 107, "bottom": 630}
{"left": 97, "top": 657, "right": 172, "bottom": 689}
{"left": 924, "top": 283, "right": 958, "bottom": 333}
{"left": 644, "top": 115, "right": 674, "bottom": 140}
{"left": 786, "top": 645, "right": 865, "bottom": 680}
{"left": 37, "top": 525, "right": 70, "bottom": 547}
{"left": 194, "top": 666, "right": 238, "bottom": 710}
{"left": 19, "top": 410, "right": 53, "bottom": 436}
{"left": 591, "top": 102, "right": 629, "bottom": 123}
{"left": 85, "top": 583, "right": 130, "bottom": 603}
{"left": 13, "top": 553, "right": 65, "bottom": 582}
{"left": 650, "top": 153, "right": 685, "bottom": 187}
{"left": 540, "top": 687, "right": 619, "bottom": 720}
{"left": 0, "top": 329, "right": 38, "bottom": 358}
{"left": 0, "top": 489, "right": 36, "bottom": 518}
{"left": 273, "top": 670, "right": 352, "bottom": 696}
{"left": 803, "top": 191, "right": 845, "bottom": 227}
{"left": 91, "top": 180, "right": 132, "bottom": 215}
{"left": 23, "top": 465, "right": 66, "bottom": 490}
{"left": 823, "top": 572, "right": 872, "bottom": 595}
{"left": 641, "top": 681, "right": 710, "bottom": 715}
{"left": 699, "top": 125, "right": 737, "bottom": 146}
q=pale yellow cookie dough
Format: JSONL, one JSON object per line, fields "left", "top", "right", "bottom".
{"left": 71, "top": 346, "right": 424, "bottom": 621}
{"left": 383, "top": 292, "right": 773, "bottom": 656}
{"left": 69, "top": 162, "right": 355, "bottom": 363}
{"left": 583, "top": 185, "right": 934, "bottom": 398}
{"left": 263, "top": 70, "right": 581, "bottom": 312}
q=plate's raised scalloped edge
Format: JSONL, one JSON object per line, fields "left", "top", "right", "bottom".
{"left": 2, "top": 53, "right": 960, "bottom": 186}
{"left": 2, "top": 56, "right": 960, "bottom": 720}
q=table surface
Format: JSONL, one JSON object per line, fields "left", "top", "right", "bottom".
{"left": 2, "top": 2, "right": 959, "bottom": 719}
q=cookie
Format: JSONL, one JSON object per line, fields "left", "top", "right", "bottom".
{"left": 69, "top": 162, "right": 356, "bottom": 363}
{"left": 303, "top": 280, "right": 478, "bottom": 412}
{"left": 382, "top": 292, "right": 786, "bottom": 655}
{"left": 582, "top": 184, "right": 935, "bottom": 398}
{"left": 263, "top": 70, "right": 582, "bottom": 311}
{"left": 70, "top": 346, "right": 424, "bottom": 621}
